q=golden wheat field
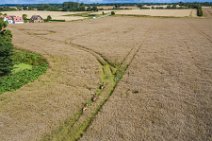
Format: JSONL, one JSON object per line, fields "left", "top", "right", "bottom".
{"left": 115, "top": 9, "right": 197, "bottom": 17}
{"left": 0, "top": 8, "right": 212, "bottom": 141}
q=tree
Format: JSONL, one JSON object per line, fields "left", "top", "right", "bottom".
{"left": 91, "top": 6, "right": 98, "bottom": 11}
{"left": 172, "top": 4, "right": 177, "bottom": 9}
{"left": 23, "top": 6, "right": 28, "bottom": 10}
{"left": 0, "top": 19, "right": 13, "bottom": 76}
{"left": 22, "top": 14, "right": 28, "bottom": 23}
{"left": 113, "top": 4, "right": 120, "bottom": 9}
{"left": 86, "top": 6, "right": 91, "bottom": 11}
{"left": 0, "top": 19, "right": 7, "bottom": 32}
{"left": 62, "top": 2, "right": 86, "bottom": 11}
{"left": 46, "top": 15, "right": 52, "bottom": 22}
{"left": 28, "top": 7, "right": 33, "bottom": 10}
{"left": 111, "top": 11, "right": 115, "bottom": 15}
{"left": 197, "top": 6, "right": 203, "bottom": 16}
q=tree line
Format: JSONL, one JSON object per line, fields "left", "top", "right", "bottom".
{"left": 0, "top": 2, "right": 208, "bottom": 16}
{"left": 9, "top": 2, "right": 99, "bottom": 12}
{"left": 0, "top": 19, "right": 13, "bottom": 76}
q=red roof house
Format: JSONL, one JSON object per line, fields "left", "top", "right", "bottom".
{"left": 4, "top": 16, "right": 24, "bottom": 24}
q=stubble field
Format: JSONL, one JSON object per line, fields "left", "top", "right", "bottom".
{"left": 114, "top": 9, "right": 197, "bottom": 17}
{"left": 0, "top": 9, "right": 212, "bottom": 141}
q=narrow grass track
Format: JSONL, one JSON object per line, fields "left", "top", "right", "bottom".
{"left": 16, "top": 22, "right": 156, "bottom": 141}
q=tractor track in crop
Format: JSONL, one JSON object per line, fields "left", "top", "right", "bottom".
{"left": 18, "top": 23, "right": 155, "bottom": 141}
{"left": 186, "top": 20, "right": 212, "bottom": 44}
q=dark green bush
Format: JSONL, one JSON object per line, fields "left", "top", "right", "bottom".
{"left": 0, "top": 49, "right": 48, "bottom": 94}
{"left": 22, "top": 14, "right": 28, "bottom": 23}
{"left": 0, "top": 19, "right": 13, "bottom": 76}
{"left": 47, "top": 15, "right": 52, "bottom": 22}
{"left": 197, "top": 6, "right": 203, "bottom": 16}
{"left": 111, "top": 11, "right": 115, "bottom": 15}
{"left": 50, "top": 19, "right": 65, "bottom": 22}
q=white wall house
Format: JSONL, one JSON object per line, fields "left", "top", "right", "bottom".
{"left": 4, "top": 17, "right": 14, "bottom": 24}
{"left": 3, "top": 16, "right": 24, "bottom": 24}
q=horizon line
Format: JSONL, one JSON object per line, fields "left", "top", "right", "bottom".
{"left": 0, "top": 1, "right": 212, "bottom": 5}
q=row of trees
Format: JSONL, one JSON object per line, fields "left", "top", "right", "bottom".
{"left": 62, "top": 2, "right": 85, "bottom": 11}
{"left": 20, "top": 2, "right": 99, "bottom": 11}
{"left": 62, "top": 2, "right": 98, "bottom": 11}
{"left": 0, "top": 19, "right": 13, "bottom": 76}
{"left": 29, "top": 4, "right": 62, "bottom": 11}
{"left": 1, "top": 2, "right": 211, "bottom": 12}
{"left": 0, "top": 7, "right": 17, "bottom": 11}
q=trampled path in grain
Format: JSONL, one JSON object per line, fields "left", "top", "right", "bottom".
{"left": 80, "top": 17, "right": 212, "bottom": 141}
{"left": 17, "top": 18, "right": 157, "bottom": 141}
{"left": 0, "top": 16, "right": 211, "bottom": 141}
{"left": 1, "top": 17, "right": 153, "bottom": 141}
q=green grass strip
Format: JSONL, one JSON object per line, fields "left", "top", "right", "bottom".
{"left": 12, "top": 63, "right": 32, "bottom": 74}
{"left": 41, "top": 63, "right": 120, "bottom": 141}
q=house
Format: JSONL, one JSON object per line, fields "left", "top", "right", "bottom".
{"left": 13, "top": 16, "right": 24, "bottom": 24}
{"left": 4, "top": 16, "right": 14, "bottom": 24}
{"left": 3, "top": 16, "right": 24, "bottom": 24}
{"left": 30, "top": 15, "right": 44, "bottom": 23}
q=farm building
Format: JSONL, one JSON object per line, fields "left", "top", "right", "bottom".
{"left": 13, "top": 16, "right": 24, "bottom": 24}
{"left": 4, "top": 16, "right": 14, "bottom": 24}
{"left": 3, "top": 16, "right": 24, "bottom": 24}
{"left": 30, "top": 15, "right": 44, "bottom": 23}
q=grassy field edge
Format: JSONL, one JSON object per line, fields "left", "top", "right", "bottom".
{"left": 41, "top": 60, "right": 126, "bottom": 141}
{"left": 0, "top": 48, "right": 48, "bottom": 94}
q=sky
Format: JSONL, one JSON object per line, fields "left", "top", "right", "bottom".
{"left": 0, "top": 0, "right": 212, "bottom": 4}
